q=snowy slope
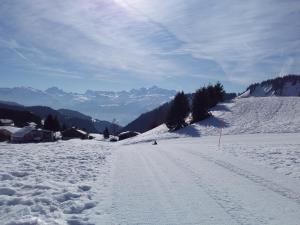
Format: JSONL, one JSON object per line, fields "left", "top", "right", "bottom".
{"left": 241, "top": 75, "right": 300, "bottom": 97}
{"left": 128, "top": 97, "right": 300, "bottom": 143}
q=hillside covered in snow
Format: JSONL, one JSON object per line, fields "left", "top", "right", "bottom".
{"left": 128, "top": 96, "right": 300, "bottom": 143}
{"left": 241, "top": 74, "right": 300, "bottom": 97}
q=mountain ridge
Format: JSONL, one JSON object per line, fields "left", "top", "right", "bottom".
{"left": 0, "top": 101, "right": 120, "bottom": 133}
{"left": 0, "top": 86, "right": 176, "bottom": 125}
{"left": 240, "top": 74, "right": 300, "bottom": 97}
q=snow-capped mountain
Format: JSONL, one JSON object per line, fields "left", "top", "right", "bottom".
{"left": 0, "top": 86, "right": 176, "bottom": 125}
{"left": 240, "top": 74, "right": 300, "bottom": 97}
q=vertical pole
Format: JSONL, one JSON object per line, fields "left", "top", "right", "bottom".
{"left": 218, "top": 120, "right": 223, "bottom": 149}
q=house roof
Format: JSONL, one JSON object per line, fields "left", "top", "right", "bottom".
{"left": 0, "top": 126, "right": 21, "bottom": 133}
{"left": 0, "top": 119, "right": 13, "bottom": 124}
{"left": 12, "top": 126, "right": 35, "bottom": 138}
{"left": 65, "top": 127, "right": 87, "bottom": 135}
{"left": 76, "top": 129, "right": 87, "bottom": 135}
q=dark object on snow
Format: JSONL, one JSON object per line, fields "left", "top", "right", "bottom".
{"left": 118, "top": 131, "right": 139, "bottom": 141}
{"left": 109, "top": 137, "right": 118, "bottom": 142}
{"left": 152, "top": 140, "right": 157, "bottom": 145}
{"left": 0, "top": 129, "right": 11, "bottom": 142}
{"left": 61, "top": 127, "right": 88, "bottom": 140}
{"left": 103, "top": 127, "right": 110, "bottom": 139}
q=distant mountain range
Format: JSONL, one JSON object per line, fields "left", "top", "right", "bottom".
{"left": 0, "top": 86, "right": 176, "bottom": 125}
{"left": 0, "top": 101, "right": 120, "bottom": 133}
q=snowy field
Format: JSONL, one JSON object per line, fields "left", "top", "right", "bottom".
{"left": 1, "top": 133, "right": 300, "bottom": 225}
{"left": 0, "top": 140, "right": 112, "bottom": 225}
{"left": 1, "top": 97, "right": 300, "bottom": 224}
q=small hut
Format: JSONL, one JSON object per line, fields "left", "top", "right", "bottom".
{"left": 118, "top": 131, "right": 139, "bottom": 141}
{"left": 40, "top": 129, "right": 54, "bottom": 142}
{"left": 11, "top": 126, "right": 36, "bottom": 143}
{"left": 0, "top": 126, "right": 21, "bottom": 142}
{"left": 61, "top": 128, "right": 88, "bottom": 140}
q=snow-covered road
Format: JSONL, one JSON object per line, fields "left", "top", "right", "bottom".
{"left": 1, "top": 133, "right": 300, "bottom": 224}
{"left": 111, "top": 134, "right": 300, "bottom": 225}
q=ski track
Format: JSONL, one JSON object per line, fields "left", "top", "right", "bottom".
{"left": 155, "top": 143, "right": 300, "bottom": 225}
{"left": 111, "top": 145, "right": 239, "bottom": 225}
{"left": 158, "top": 150, "right": 267, "bottom": 225}
{"left": 110, "top": 135, "right": 300, "bottom": 225}
{"left": 183, "top": 149, "right": 300, "bottom": 205}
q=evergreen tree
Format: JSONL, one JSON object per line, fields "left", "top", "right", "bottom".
{"left": 44, "top": 115, "right": 54, "bottom": 131}
{"left": 166, "top": 91, "right": 190, "bottom": 131}
{"left": 44, "top": 115, "right": 61, "bottom": 131}
{"left": 53, "top": 116, "right": 61, "bottom": 131}
{"left": 192, "top": 82, "right": 225, "bottom": 123}
{"left": 214, "top": 82, "right": 225, "bottom": 103}
{"left": 103, "top": 127, "right": 110, "bottom": 139}
{"left": 191, "top": 87, "right": 210, "bottom": 123}
{"left": 62, "top": 123, "right": 67, "bottom": 131}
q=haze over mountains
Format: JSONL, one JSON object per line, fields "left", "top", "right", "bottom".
{"left": 0, "top": 86, "right": 176, "bottom": 125}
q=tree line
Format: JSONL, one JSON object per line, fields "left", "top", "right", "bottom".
{"left": 166, "top": 82, "right": 225, "bottom": 131}
{"left": 43, "top": 115, "right": 66, "bottom": 132}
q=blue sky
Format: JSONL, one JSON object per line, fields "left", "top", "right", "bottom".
{"left": 0, "top": 0, "right": 300, "bottom": 93}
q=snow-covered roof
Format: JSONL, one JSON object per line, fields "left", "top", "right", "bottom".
{"left": 12, "top": 126, "right": 35, "bottom": 138}
{"left": 0, "top": 126, "right": 21, "bottom": 133}
{"left": 119, "top": 131, "right": 140, "bottom": 136}
{"left": 76, "top": 129, "right": 87, "bottom": 135}
{"left": 0, "top": 119, "right": 13, "bottom": 124}
{"left": 27, "top": 122, "right": 37, "bottom": 127}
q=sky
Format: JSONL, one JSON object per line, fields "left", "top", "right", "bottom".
{"left": 0, "top": 0, "right": 300, "bottom": 93}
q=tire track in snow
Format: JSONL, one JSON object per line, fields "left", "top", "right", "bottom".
{"left": 112, "top": 150, "right": 181, "bottom": 225}
{"left": 159, "top": 150, "right": 268, "bottom": 225}
{"left": 184, "top": 149, "right": 300, "bottom": 205}
{"left": 138, "top": 152, "right": 189, "bottom": 225}
{"left": 141, "top": 150, "right": 242, "bottom": 225}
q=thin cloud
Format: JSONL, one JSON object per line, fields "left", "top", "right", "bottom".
{"left": 0, "top": 0, "right": 299, "bottom": 87}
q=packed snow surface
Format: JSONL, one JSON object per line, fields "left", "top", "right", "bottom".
{"left": 1, "top": 97, "right": 300, "bottom": 224}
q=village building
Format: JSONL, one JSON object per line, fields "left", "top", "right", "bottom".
{"left": 0, "top": 126, "right": 20, "bottom": 142}
{"left": 61, "top": 127, "right": 88, "bottom": 140}
{"left": 118, "top": 131, "right": 139, "bottom": 141}
{"left": 11, "top": 127, "right": 54, "bottom": 143}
